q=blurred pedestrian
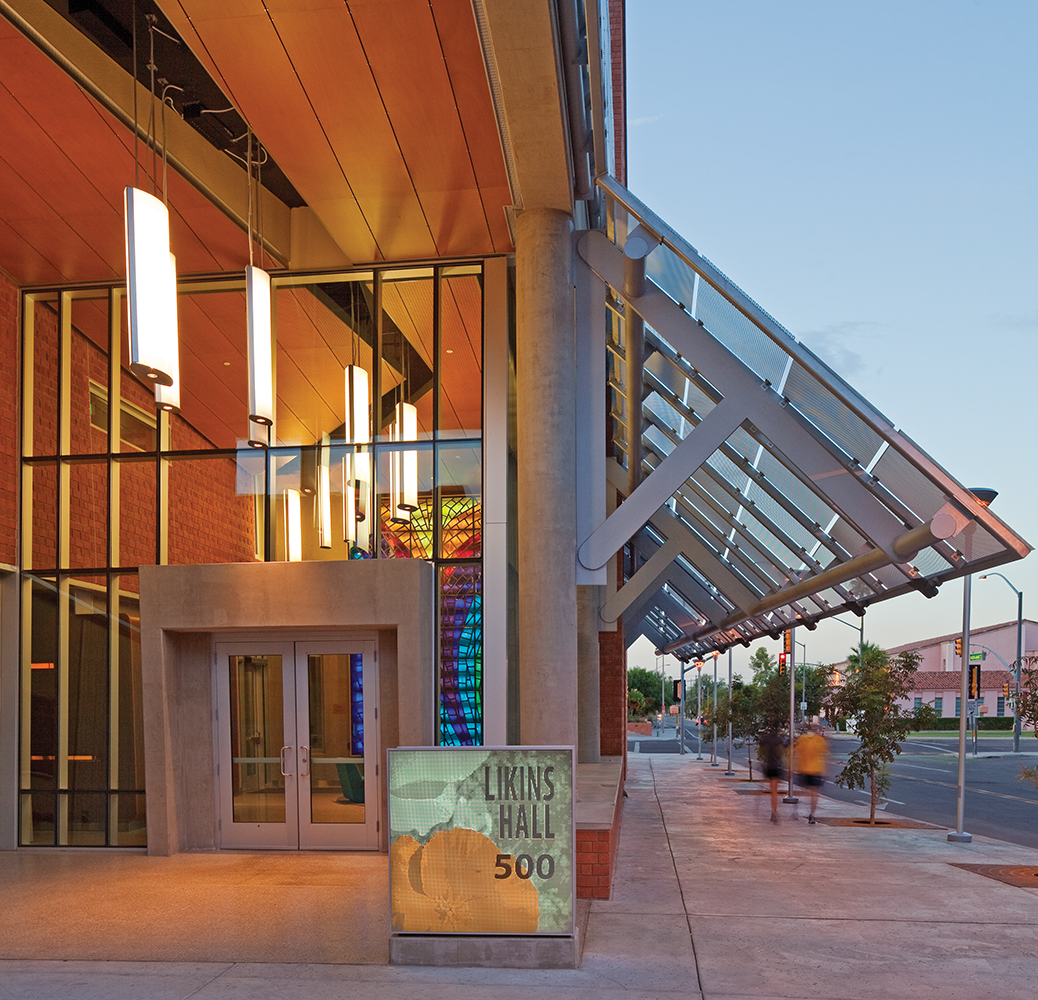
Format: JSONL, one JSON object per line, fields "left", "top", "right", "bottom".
{"left": 759, "top": 729, "right": 783, "bottom": 823}
{"left": 795, "top": 723, "right": 829, "bottom": 823}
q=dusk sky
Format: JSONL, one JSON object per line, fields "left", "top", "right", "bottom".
{"left": 623, "top": 1, "right": 1038, "bottom": 677}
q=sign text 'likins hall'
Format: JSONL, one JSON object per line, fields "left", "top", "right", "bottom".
{"left": 484, "top": 763, "right": 557, "bottom": 840}
{"left": 388, "top": 747, "right": 574, "bottom": 936}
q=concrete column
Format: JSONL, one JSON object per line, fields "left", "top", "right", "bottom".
{"left": 577, "top": 585, "right": 601, "bottom": 762}
{"left": 516, "top": 207, "right": 578, "bottom": 747}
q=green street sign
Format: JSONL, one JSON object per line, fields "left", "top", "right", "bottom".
{"left": 969, "top": 652, "right": 985, "bottom": 661}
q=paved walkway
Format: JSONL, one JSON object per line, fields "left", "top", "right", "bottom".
{"left": 3, "top": 754, "right": 1038, "bottom": 999}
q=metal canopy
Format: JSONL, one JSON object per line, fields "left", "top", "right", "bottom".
{"left": 579, "top": 175, "right": 1031, "bottom": 660}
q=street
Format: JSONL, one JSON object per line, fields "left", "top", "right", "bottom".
{"left": 630, "top": 727, "right": 1038, "bottom": 849}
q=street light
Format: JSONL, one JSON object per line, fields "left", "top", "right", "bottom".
{"left": 695, "top": 659, "right": 705, "bottom": 759}
{"left": 711, "top": 651, "right": 721, "bottom": 766}
{"left": 980, "top": 572, "right": 1023, "bottom": 753}
{"left": 949, "top": 486, "right": 998, "bottom": 845}
{"left": 725, "top": 648, "right": 735, "bottom": 775}
{"left": 796, "top": 640, "right": 808, "bottom": 722}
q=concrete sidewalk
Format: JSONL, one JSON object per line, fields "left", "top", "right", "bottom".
{"left": 2, "top": 754, "right": 1037, "bottom": 999}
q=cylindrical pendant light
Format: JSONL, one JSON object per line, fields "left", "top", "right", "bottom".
{"left": 391, "top": 401, "right": 418, "bottom": 523}
{"left": 317, "top": 434, "right": 332, "bottom": 549}
{"left": 345, "top": 365, "right": 370, "bottom": 444}
{"left": 154, "top": 253, "right": 181, "bottom": 413}
{"left": 247, "top": 265, "right": 274, "bottom": 446}
{"left": 284, "top": 488, "right": 302, "bottom": 562}
{"left": 125, "top": 187, "right": 177, "bottom": 386}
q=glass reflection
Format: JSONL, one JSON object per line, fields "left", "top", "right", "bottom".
{"left": 307, "top": 653, "right": 364, "bottom": 825}
{"left": 228, "top": 654, "right": 286, "bottom": 824}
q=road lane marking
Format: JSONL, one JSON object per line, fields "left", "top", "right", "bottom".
{"left": 894, "top": 773, "right": 1038, "bottom": 804}
{"left": 896, "top": 762, "right": 955, "bottom": 774}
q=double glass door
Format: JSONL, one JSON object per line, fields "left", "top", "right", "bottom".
{"left": 215, "top": 639, "right": 377, "bottom": 849}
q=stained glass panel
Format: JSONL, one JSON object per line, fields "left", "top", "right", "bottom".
{"left": 439, "top": 564, "right": 482, "bottom": 746}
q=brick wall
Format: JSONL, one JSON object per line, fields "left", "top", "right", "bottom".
{"left": 599, "top": 623, "right": 627, "bottom": 757}
{"left": 608, "top": 0, "right": 627, "bottom": 184}
{"left": 0, "top": 273, "right": 18, "bottom": 565}
{"left": 11, "top": 291, "right": 258, "bottom": 572}
{"left": 575, "top": 781, "right": 623, "bottom": 899}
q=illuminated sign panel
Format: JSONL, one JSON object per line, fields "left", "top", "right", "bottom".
{"left": 388, "top": 747, "right": 574, "bottom": 936}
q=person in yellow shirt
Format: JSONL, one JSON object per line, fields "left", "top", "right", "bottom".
{"left": 795, "top": 724, "right": 828, "bottom": 824}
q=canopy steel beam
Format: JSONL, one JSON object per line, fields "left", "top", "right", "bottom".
{"left": 579, "top": 229, "right": 915, "bottom": 559}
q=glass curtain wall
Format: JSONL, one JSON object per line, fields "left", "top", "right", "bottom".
{"left": 19, "top": 262, "right": 488, "bottom": 845}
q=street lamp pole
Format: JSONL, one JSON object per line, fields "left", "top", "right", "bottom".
{"left": 950, "top": 571, "right": 974, "bottom": 843}
{"left": 711, "top": 651, "right": 720, "bottom": 766}
{"left": 980, "top": 572, "right": 1023, "bottom": 754}
{"left": 783, "top": 627, "right": 798, "bottom": 805}
{"left": 695, "top": 660, "right": 704, "bottom": 760}
{"left": 950, "top": 487, "right": 998, "bottom": 844}
{"left": 797, "top": 640, "right": 807, "bottom": 723}
{"left": 725, "top": 648, "right": 734, "bottom": 775}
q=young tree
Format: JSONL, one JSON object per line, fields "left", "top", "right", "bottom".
{"left": 822, "top": 643, "right": 930, "bottom": 823}
{"left": 1012, "top": 657, "right": 1038, "bottom": 737}
{"left": 1012, "top": 657, "right": 1038, "bottom": 790}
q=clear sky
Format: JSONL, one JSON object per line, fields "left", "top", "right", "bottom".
{"left": 623, "top": 0, "right": 1038, "bottom": 678}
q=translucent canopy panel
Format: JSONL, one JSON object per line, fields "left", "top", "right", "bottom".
{"left": 584, "top": 176, "right": 1031, "bottom": 660}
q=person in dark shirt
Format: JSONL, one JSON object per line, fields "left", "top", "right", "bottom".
{"left": 759, "top": 729, "right": 784, "bottom": 823}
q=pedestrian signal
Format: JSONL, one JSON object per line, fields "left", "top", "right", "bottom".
{"left": 968, "top": 663, "right": 981, "bottom": 700}
{"left": 954, "top": 637, "right": 962, "bottom": 657}
{"left": 778, "top": 652, "right": 787, "bottom": 676}
{"left": 672, "top": 679, "right": 682, "bottom": 701}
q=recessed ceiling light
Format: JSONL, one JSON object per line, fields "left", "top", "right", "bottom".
{"left": 446, "top": 349, "right": 454, "bottom": 354}
{"left": 223, "top": 361, "right": 231, "bottom": 366}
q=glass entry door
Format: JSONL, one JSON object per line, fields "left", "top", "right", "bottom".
{"left": 214, "top": 639, "right": 377, "bottom": 850}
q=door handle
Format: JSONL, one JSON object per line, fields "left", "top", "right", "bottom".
{"left": 280, "top": 746, "right": 294, "bottom": 776}
{"left": 300, "top": 745, "right": 310, "bottom": 776}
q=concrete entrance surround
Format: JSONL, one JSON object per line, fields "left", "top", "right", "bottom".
{"left": 138, "top": 560, "right": 435, "bottom": 856}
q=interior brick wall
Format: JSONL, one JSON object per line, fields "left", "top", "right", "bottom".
{"left": 12, "top": 292, "right": 258, "bottom": 573}
{"left": 0, "top": 272, "right": 18, "bottom": 565}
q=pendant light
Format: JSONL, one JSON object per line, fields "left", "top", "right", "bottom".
{"left": 343, "top": 356, "right": 371, "bottom": 549}
{"left": 390, "top": 400, "right": 418, "bottom": 523}
{"left": 244, "top": 127, "right": 274, "bottom": 448}
{"left": 317, "top": 434, "right": 332, "bottom": 549}
{"left": 284, "top": 488, "right": 302, "bottom": 562}
{"left": 151, "top": 258, "right": 180, "bottom": 415}
{"left": 125, "top": 187, "right": 178, "bottom": 387}
{"left": 247, "top": 264, "right": 274, "bottom": 445}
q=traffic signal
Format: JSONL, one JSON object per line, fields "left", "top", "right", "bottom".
{"left": 954, "top": 637, "right": 962, "bottom": 657}
{"left": 1003, "top": 681, "right": 1010, "bottom": 698}
{"left": 778, "top": 652, "right": 787, "bottom": 676}
{"left": 968, "top": 663, "right": 981, "bottom": 700}
{"left": 784, "top": 630, "right": 793, "bottom": 656}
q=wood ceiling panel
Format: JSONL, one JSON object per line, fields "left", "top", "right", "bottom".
{"left": 0, "top": 27, "right": 248, "bottom": 284}
{"left": 0, "top": 220, "right": 64, "bottom": 285}
{"left": 166, "top": 2, "right": 380, "bottom": 262}
{"left": 175, "top": 292, "right": 249, "bottom": 448}
{"left": 348, "top": 0, "right": 492, "bottom": 257}
{"left": 270, "top": 7, "right": 437, "bottom": 261}
{"left": 431, "top": 0, "right": 514, "bottom": 250}
{"left": 0, "top": 154, "right": 114, "bottom": 281}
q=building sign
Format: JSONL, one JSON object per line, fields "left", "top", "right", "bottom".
{"left": 388, "top": 747, "right": 574, "bottom": 936}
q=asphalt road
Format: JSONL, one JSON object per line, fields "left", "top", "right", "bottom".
{"left": 629, "top": 729, "right": 1038, "bottom": 849}
{"left": 822, "top": 735, "right": 1038, "bottom": 849}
